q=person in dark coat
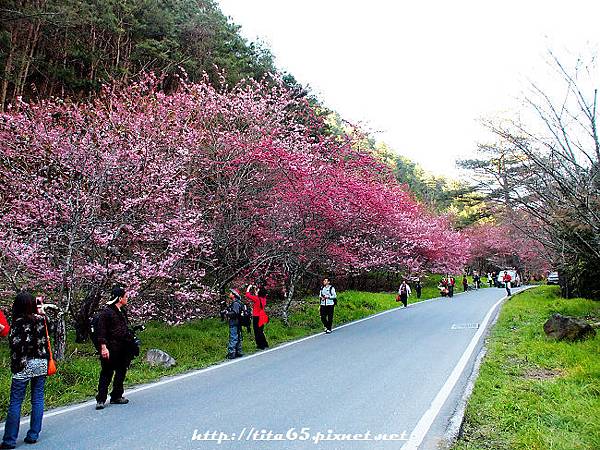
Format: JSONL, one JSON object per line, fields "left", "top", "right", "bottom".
{"left": 95, "top": 285, "right": 133, "bottom": 410}
{"left": 473, "top": 272, "right": 481, "bottom": 290}
{"left": 415, "top": 279, "right": 422, "bottom": 299}
{"left": 225, "top": 289, "right": 244, "bottom": 358}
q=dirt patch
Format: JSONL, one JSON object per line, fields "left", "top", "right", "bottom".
{"left": 523, "top": 367, "right": 564, "bottom": 380}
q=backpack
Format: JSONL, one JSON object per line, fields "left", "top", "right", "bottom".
{"left": 238, "top": 302, "right": 252, "bottom": 329}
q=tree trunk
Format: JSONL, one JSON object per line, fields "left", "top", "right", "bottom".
{"left": 0, "top": 27, "right": 16, "bottom": 111}
{"left": 282, "top": 268, "right": 299, "bottom": 326}
{"left": 53, "top": 311, "right": 67, "bottom": 360}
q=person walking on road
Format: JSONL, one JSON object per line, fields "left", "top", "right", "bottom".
{"left": 502, "top": 271, "right": 513, "bottom": 296}
{"left": 225, "top": 289, "right": 245, "bottom": 359}
{"left": 2, "top": 292, "right": 50, "bottom": 448}
{"left": 448, "top": 276, "right": 455, "bottom": 298}
{"left": 415, "top": 279, "right": 422, "bottom": 299}
{"left": 473, "top": 272, "right": 481, "bottom": 290}
{"left": 245, "top": 285, "right": 269, "bottom": 350}
{"left": 319, "top": 278, "right": 337, "bottom": 334}
{"left": 397, "top": 280, "right": 411, "bottom": 307}
{"left": 95, "top": 286, "right": 134, "bottom": 410}
{"left": 462, "top": 276, "right": 468, "bottom": 292}
{"left": 487, "top": 272, "right": 493, "bottom": 287}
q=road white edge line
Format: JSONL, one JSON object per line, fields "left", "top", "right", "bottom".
{"left": 401, "top": 293, "right": 508, "bottom": 450}
{"left": 0, "top": 288, "right": 492, "bottom": 428}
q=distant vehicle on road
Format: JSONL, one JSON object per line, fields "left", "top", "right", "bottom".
{"left": 497, "top": 269, "right": 520, "bottom": 288}
{"left": 547, "top": 271, "right": 559, "bottom": 285}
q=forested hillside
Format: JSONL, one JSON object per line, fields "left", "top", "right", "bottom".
{"left": 0, "top": 0, "right": 277, "bottom": 108}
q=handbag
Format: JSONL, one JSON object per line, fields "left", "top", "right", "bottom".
{"left": 396, "top": 294, "right": 401, "bottom": 302}
{"left": 44, "top": 319, "right": 57, "bottom": 376}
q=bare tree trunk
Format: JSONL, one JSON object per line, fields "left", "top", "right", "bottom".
{"left": 53, "top": 310, "right": 67, "bottom": 360}
{"left": 282, "top": 268, "right": 299, "bottom": 326}
{"left": 0, "top": 27, "right": 17, "bottom": 110}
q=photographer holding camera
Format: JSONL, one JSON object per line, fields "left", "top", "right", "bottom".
{"left": 94, "top": 285, "right": 135, "bottom": 410}
{"left": 223, "top": 288, "right": 247, "bottom": 359}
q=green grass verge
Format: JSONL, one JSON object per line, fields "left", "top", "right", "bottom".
{"left": 453, "top": 286, "right": 600, "bottom": 450}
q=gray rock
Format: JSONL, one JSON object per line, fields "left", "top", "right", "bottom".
{"left": 543, "top": 314, "right": 596, "bottom": 341}
{"left": 146, "top": 349, "right": 177, "bottom": 368}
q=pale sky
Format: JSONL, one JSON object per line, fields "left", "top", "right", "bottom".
{"left": 217, "top": 0, "right": 600, "bottom": 176}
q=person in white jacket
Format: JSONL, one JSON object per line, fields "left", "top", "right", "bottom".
{"left": 319, "top": 278, "right": 337, "bottom": 333}
{"left": 398, "top": 280, "right": 412, "bottom": 307}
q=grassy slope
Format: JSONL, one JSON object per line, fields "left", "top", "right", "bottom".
{"left": 0, "top": 275, "right": 482, "bottom": 419}
{"left": 454, "top": 286, "right": 600, "bottom": 450}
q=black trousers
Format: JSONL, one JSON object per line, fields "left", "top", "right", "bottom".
{"left": 97, "top": 353, "right": 130, "bottom": 402}
{"left": 320, "top": 305, "right": 335, "bottom": 331}
{"left": 252, "top": 316, "right": 269, "bottom": 349}
{"left": 415, "top": 288, "right": 422, "bottom": 299}
{"left": 400, "top": 293, "right": 408, "bottom": 307}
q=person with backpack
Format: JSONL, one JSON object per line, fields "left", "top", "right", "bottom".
{"left": 397, "top": 281, "right": 411, "bottom": 307}
{"left": 415, "top": 279, "right": 422, "bottom": 299}
{"left": 245, "top": 284, "right": 269, "bottom": 350}
{"left": 473, "top": 272, "right": 481, "bottom": 290}
{"left": 502, "top": 271, "right": 513, "bottom": 296}
{"left": 462, "top": 276, "right": 469, "bottom": 292}
{"left": 94, "top": 285, "right": 134, "bottom": 410}
{"left": 319, "top": 278, "right": 337, "bottom": 334}
{"left": 225, "top": 289, "right": 248, "bottom": 359}
{"left": 2, "top": 292, "right": 50, "bottom": 449}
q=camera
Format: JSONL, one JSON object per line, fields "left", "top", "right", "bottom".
{"left": 36, "top": 297, "right": 58, "bottom": 314}
{"left": 219, "top": 300, "right": 228, "bottom": 321}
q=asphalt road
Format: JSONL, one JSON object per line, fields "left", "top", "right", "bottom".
{"left": 2, "top": 286, "right": 526, "bottom": 450}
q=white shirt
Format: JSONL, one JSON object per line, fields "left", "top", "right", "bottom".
{"left": 319, "top": 285, "right": 337, "bottom": 306}
{"left": 398, "top": 284, "right": 412, "bottom": 296}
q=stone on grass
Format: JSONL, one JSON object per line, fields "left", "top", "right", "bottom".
{"left": 543, "top": 314, "right": 596, "bottom": 341}
{"left": 146, "top": 349, "right": 177, "bottom": 368}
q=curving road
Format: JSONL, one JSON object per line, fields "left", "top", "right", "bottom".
{"left": 1, "top": 286, "right": 527, "bottom": 450}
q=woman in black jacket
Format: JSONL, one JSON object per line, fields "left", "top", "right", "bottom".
{"left": 1, "top": 292, "right": 49, "bottom": 449}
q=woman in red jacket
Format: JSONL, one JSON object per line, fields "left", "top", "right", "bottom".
{"left": 245, "top": 285, "right": 269, "bottom": 350}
